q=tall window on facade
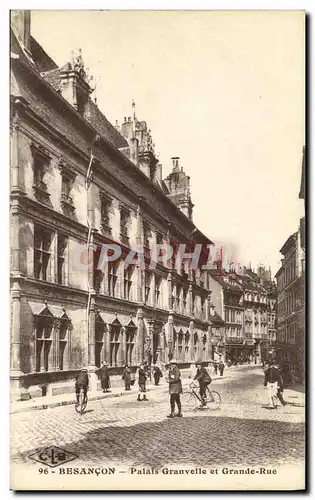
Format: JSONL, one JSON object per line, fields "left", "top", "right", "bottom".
{"left": 108, "top": 260, "right": 119, "bottom": 297}
{"left": 184, "top": 332, "right": 190, "bottom": 360}
{"left": 95, "top": 314, "right": 105, "bottom": 368}
{"left": 178, "top": 331, "right": 184, "bottom": 361}
{"left": 143, "top": 221, "right": 151, "bottom": 248}
{"left": 192, "top": 292, "right": 196, "bottom": 316}
{"left": 57, "top": 234, "right": 68, "bottom": 285}
{"left": 201, "top": 297, "right": 205, "bottom": 318}
{"left": 100, "top": 191, "right": 112, "bottom": 235}
{"left": 155, "top": 276, "right": 162, "bottom": 308}
{"left": 35, "top": 311, "right": 54, "bottom": 372}
{"left": 202, "top": 333, "right": 207, "bottom": 360}
{"left": 32, "top": 144, "right": 50, "bottom": 204}
{"left": 110, "top": 325, "right": 120, "bottom": 366}
{"left": 175, "top": 284, "right": 181, "bottom": 312}
{"left": 93, "top": 246, "right": 104, "bottom": 293}
{"left": 120, "top": 206, "right": 130, "bottom": 246}
{"left": 156, "top": 232, "right": 163, "bottom": 245}
{"left": 182, "top": 287, "right": 188, "bottom": 315}
{"left": 126, "top": 326, "right": 135, "bottom": 364}
{"left": 144, "top": 272, "right": 152, "bottom": 304}
{"left": 60, "top": 166, "right": 75, "bottom": 216}
{"left": 124, "top": 265, "right": 134, "bottom": 301}
{"left": 59, "top": 315, "right": 69, "bottom": 371}
{"left": 34, "top": 226, "right": 51, "bottom": 281}
{"left": 193, "top": 332, "right": 198, "bottom": 358}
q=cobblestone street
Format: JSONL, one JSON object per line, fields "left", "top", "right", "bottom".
{"left": 11, "top": 366, "right": 304, "bottom": 472}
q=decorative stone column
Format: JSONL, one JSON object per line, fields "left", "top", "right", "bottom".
{"left": 10, "top": 199, "right": 23, "bottom": 391}
{"left": 88, "top": 295, "right": 96, "bottom": 366}
{"left": 87, "top": 168, "right": 97, "bottom": 388}
{"left": 137, "top": 308, "right": 145, "bottom": 362}
{"left": 10, "top": 281, "right": 22, "bottom": 389}
{"left": 207, "top": 325, "right": 212, "bottom": 362}
{"left": 145, "top": 319, "right": 154, "bottom": 366}
{"left": 167, "top": 313, "right": 174, "bottom": 361}
{"left": 119, "top": 326, "right": 126, "bottom": 366}
{"left": 88, "top": 295, "right": 98, "bottom": 391}
{"left": 189, "top": 320, "right": 195, "bottom": 363}
{"left": 105, "top": 325, "right": 111, "bottom": 365}
{"left": 167, "top": 272, "right": 173, "bottom": 311}
{"left": 52, "top": 318, "right": 60, "bottom": 371}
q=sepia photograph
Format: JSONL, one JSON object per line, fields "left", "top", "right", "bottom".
{"left": 9, "top": 9, "right": 305, "bottom": 491}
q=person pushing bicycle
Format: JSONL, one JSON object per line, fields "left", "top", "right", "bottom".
{"left": 75, "top": 368, "right": 89, "bottom": 405}
{"left": 194, "top": 361, "right": 212, "bottom": 406}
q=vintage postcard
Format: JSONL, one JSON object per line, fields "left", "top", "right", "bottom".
{"left": 10, "top": 10, "right": 305, "bottom": 491}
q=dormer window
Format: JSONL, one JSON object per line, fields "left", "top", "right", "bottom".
{"left": 59, "top": 49, "right": 93, "bottom": 116}
{"left": 76, "top": 88, "right": 88, "bottom": 115}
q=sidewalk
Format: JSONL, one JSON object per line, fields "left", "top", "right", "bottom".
{"left": 10, "top": 373, "right": 229, "bottom": 415}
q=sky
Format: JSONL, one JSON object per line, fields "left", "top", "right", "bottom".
{"left": 31, "top": 10, "right": 305, "bottom": 276}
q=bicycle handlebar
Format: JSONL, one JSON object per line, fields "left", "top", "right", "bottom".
{"left": 189, "top": 381, "right": 198, "bottom": 389}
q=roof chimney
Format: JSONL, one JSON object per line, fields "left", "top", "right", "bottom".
{"left": 11, "top": 10, "right": 31, "bottom": 55}
{"left": 171, "top": 157, "right": 180, "bottom": 172}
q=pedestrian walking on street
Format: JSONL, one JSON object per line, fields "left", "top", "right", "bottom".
{"left": 219, "top": 359, "right": 225, "bottom": 377}
{"left": 167, "top": 359, "right": 183, "bottom": 418}
{"left": 194, "top": 361, "right": 212, "bottom": 406}
{"left": 137, "top": 363, "right": 148, "bottom": 401}
{"left": 264, "top": 361, "right": 282, "bottom": 408}
{"left": 276, "top": 365, "right": 287, "bottom": 407}
{"left": 213, "top": 362, "right": 218, "bottom": 375}
{"left": 99, "top": 361, "right": 111, "bottom": 393}
{"left": 153, "top": 363, "right": 163, "bottom": 386}
{"left": 122, "top": 363, "right": 132, "bottom": 391}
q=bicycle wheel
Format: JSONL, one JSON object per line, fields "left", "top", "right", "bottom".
{"left": 75, "top": 395, "right": 82, "bottom": 414}
{"left": 81, "top": 393, "right": 88, "bottom": 412}
{"left": 75, "top": 390, "right": 87, "bottom": 414}
{"left": 181, "top": 391, "right": 198, "bottom": 411}
{"left": 205, "top": 389, "right": 221, "bottom": 411}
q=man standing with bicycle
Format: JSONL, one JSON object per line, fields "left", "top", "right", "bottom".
{"left": 75, "top": 368, "right": 89, "bottom": 405}
{"left": 194, "top": 361, "right": 212, "bottom": 406}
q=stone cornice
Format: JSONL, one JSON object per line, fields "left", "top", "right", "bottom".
{"left": 19, "top": 195, "right": 88, "bottom": 241}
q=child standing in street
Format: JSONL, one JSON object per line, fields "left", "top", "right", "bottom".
{"left": 137, "top": 363, "right": 148, "bottom": 401}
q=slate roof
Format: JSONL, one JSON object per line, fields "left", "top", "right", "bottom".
{"left": 41, "top": 64, "right": 128, "bottom": 150}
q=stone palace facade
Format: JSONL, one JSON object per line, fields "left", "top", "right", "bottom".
{"left": 10, "top": 12, "right": 223, "bottom": 398}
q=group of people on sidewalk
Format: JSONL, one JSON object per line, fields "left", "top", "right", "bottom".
{"left": 74, "top": 358, "right": 217, "bottom": 414}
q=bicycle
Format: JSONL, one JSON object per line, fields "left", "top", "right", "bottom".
{"left": 181, "top": 381, "right": 221, "bottom": 411}
{"left": 75, "top": 387, "right": 88, "bottom": 415}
